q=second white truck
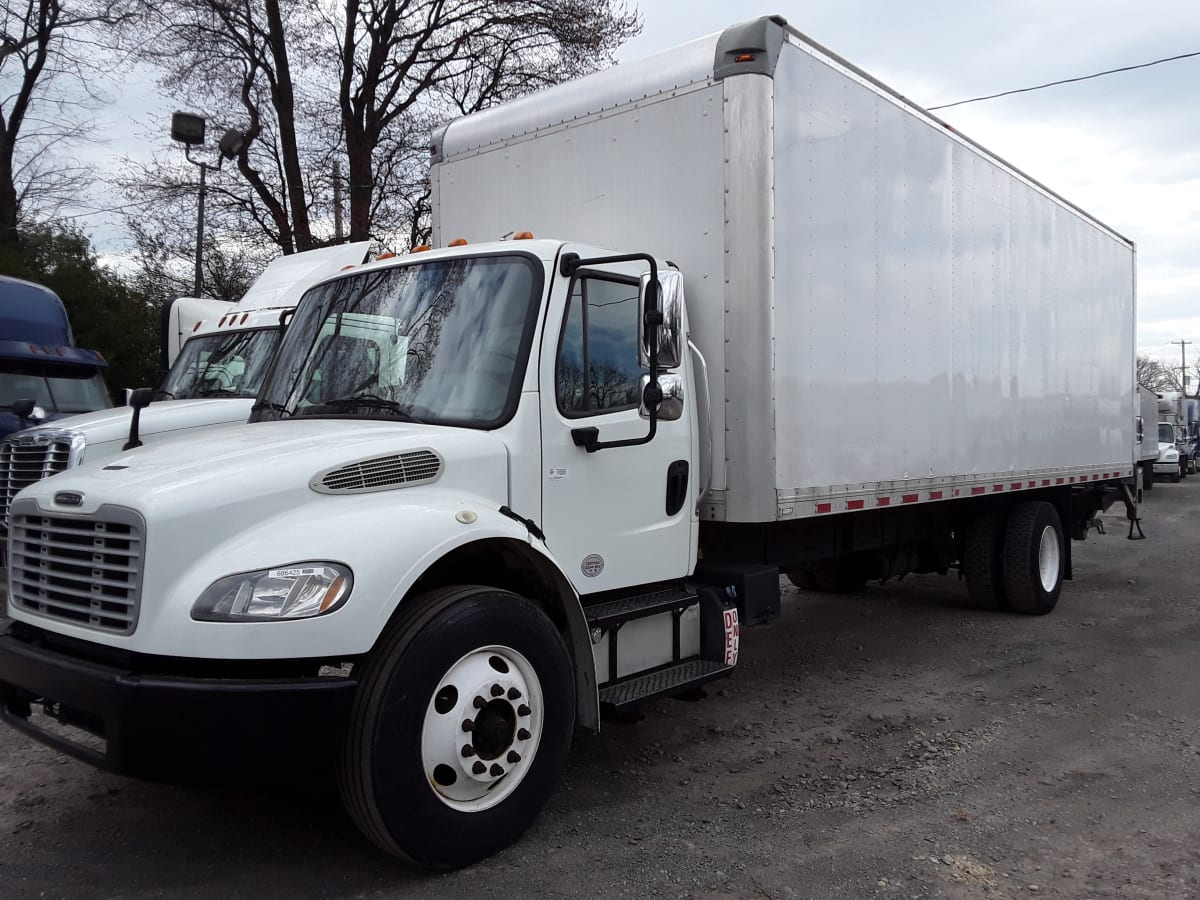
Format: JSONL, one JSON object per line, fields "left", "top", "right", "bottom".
{"left": 0, "top": 16, "right": 1138, "bottom": 870}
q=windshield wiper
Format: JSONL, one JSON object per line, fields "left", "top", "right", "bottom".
{"left": 194, "top": 387, "right": 240, "bottom": 397}
{"left": 323, "top": 394, "right": 425, "bottom": 423}
{"left": 251, "top": 400, "right": 292, "bottom": 417}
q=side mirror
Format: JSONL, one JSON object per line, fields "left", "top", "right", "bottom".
{"left": 123, "top": 387, "right": 155, "bottom": 451}
{"left": 11, "top": 398, "right": 44, "bottom": 429}
{"left": 639, "top": 269, "right": 683, "bottom": 369}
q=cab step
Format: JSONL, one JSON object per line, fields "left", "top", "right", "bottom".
{"left": 584, "top": 586, "right": 698, "bottom": 631}
{"left": 598, "top": 658, "right": 733, "bottom": 710}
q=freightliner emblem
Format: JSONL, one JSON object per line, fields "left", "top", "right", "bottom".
{"left": 54, "top": 491, "right": 84, "bottom": 507}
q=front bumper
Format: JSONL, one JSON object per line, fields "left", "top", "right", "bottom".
{"left": 1152, "top": 461, "right": 1181, "bottom": 475}
{"left": 0, "top": 622, "right": 356, "bottom": 783}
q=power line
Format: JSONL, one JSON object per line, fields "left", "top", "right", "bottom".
{"left": 928, "top": 49, "right": 1200, "bottom": 110}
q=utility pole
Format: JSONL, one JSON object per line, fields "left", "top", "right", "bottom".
{"left": 1172, "top": 339, "right": 1193, "bottom": 397}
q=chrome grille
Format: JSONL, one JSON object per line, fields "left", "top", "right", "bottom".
{"left": 315, "top": 450, "right": 442, "bottom": 493}
{"left": 0, "top": 430, "right": 82, "bottom": 529}
{"left": 8, "top": 503, "right": 145, "bottom": 635}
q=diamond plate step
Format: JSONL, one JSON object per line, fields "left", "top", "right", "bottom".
{"left": 584, "top": 586, "right": 698, "bottom": 631}
{"left": 598, "top": 659, "right": 732, "bottom": 710}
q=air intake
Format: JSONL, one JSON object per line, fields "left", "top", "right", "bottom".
{"left": 313, "top": 449, "right": 442, "bottom": 494}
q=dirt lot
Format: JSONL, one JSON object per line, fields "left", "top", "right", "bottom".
{"left": 1, "top": 482, "right": 1198, "bottom": 899}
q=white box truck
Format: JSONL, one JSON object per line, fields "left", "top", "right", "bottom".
{"left": 0, "top": 17, "right": 1137, "bottom": 869}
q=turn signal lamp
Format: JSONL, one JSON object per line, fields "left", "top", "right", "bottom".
{"left": 448, "top": 238, "right": 468, "bottom": 247}
{"left": 735, "top": 53, "right": 756, "bottom": 62}
{"left": 411, "top": 245, "right": 431, "bottom": 253}
{"left": 513, "top": 231, "right": 534, "bottom": 240}
{"left": 376, "top": 252, "right": 396, "bottom": 260}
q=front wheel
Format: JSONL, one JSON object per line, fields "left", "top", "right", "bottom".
{"left": 338, "top": 586, "right": 575, "bottom": 869}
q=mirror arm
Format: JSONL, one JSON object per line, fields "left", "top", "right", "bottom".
{"left": 560, "top": 251, "right": 661, "bottom": 453}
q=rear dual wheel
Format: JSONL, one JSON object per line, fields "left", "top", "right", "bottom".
{"left": 962, "top": 501, "right": 1064, "bottom": 615}
{"left": 338, "top": 586, "right": 574, "bottom": 869}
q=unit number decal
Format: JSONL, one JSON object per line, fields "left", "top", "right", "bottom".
{"left": 547, "top": 467, "right": 567, "bottom": 480}
{"left": 723, "top": 608, "right": 740, "bottom": 666}
{"left": 581, "top": 554, "right": 604, "bottom": 577}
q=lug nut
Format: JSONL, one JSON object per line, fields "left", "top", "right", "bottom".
{"left": 507, "top": 687, "right": 521, "bottom": 700}
{"left": 473, "top": 696, "right": 486, "bottom": 709}
{"left": 491, "top": 684, "right": 504, "bottom": 697}
{"left": 507, "top": 750, "right": 521, "bottom": 763}
{"left": 489, "top": 763, "right": 504, "bottom": 777}
{"left": 461, "top": 719, "right": 475, "bottom": 732}
{"left": 462, "top": 745, "right": 476, "bottom": 758}
{"left": 517, "top": 704, "right": 531, "bottom": 717}
{"left": 517, "top": 728, "right": 531, "bottom": 741}
{"left": 472, "top": 761, "right": 487, "bottom": 775}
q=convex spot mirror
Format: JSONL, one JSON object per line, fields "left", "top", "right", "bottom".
{"left": 639, "top": 269, "right": 683, "bottom": 370}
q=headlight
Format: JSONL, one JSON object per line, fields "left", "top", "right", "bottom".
{"left": 191, "top": 563, "right": 353, "bottom": 622}
{"left": 1164, "top": 450, "right": 1179, "bottom": 461}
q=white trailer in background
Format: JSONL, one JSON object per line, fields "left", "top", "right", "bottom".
{"left": 0, "top": 16, "right": 1138, "bottom": 869}
{"left": 1136, "top": 386, "right": 1159, "bottom": 492}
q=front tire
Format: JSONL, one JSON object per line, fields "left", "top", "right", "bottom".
{"left": 1002, "top": 501, "right": 1064, "bottom": 615}
{"left": 338, "top": 586, "right": 575, "bottom": 869}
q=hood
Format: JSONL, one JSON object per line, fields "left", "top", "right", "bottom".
{"left": 15, "top": 418, "right": 512, "bottom": 526}
{"left": 11, "top": 398, "right": 255, "bottom": 449}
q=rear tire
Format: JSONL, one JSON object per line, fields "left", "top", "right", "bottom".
{"left": 962, "top": 506, "right": 1008, "bottom": 609}
{"left": 1171, "top": 470, "right": 1181, "bottom": 483}
{"left": 1002, "top": 501, "right": 1064, "bottom": 615}
{"left": 338, "top": 586, "right": 575, "bottom": 869}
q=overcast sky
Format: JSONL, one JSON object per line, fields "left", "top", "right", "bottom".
{"left": 72, "top": 1, "right": 1200, "bottom": 365}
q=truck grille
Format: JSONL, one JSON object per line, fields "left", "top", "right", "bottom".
{"left": 0, "top": 430, "right": 81, "bottom": 529}
{"left": 7, "top": 503, "right": 145, "bottom": 635}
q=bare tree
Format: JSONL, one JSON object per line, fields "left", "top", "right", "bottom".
{"left": 122, "top": 0, "right": 639, "bottom": 257}
{"left": 0, "top": 0, "right": 130, "bottom": 247}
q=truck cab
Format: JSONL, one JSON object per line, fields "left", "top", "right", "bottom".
{"left": 0, "top": 275, "right": 110, "bottom": 439}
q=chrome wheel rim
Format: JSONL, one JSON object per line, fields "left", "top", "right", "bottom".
{"left": 420, "top": 645, "right": 543, "bottom": 812}
{"left": 1037, "top": 525, "right": 1060, "bottom": 593}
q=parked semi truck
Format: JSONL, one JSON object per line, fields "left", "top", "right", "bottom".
{"left": 0, "top": 17, "right": 1137, "bottom": 869}
{"left": 0, "top": 275, "right": 111, "bottom": 439}
{"left": 1156, "top": 390, "right": 1198, "bottom": 476}
{"left": 0, "top": 243, "right": 370, "bottom": 529}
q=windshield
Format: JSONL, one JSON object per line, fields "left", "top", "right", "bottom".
{"left": 158, "top": 327, "right": 281, "bottom": 400}
{"left": 252, "top": 254, "right": 541, "bottom": 428}
{"left": 0, "top": 365, "right": 111, "bottom": 413}
{"left": 1158, "top": 423, "right": 1175, "bottom": 444}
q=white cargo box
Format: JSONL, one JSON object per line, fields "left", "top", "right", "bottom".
{"left": 432, "top": 17, "right": 1136, "bottom": 524}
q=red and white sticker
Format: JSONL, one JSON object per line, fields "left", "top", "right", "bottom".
{"left": 723, "top": 608, "right": 740, "bottom": 666}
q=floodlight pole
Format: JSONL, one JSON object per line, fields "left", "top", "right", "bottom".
{"left": 171, "top": 111, "right": 247, "bottom": 299}
{"left": 184, "top": 148, "right": 221, "bottom": 297}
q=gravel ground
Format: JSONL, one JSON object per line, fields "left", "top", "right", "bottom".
{"left": 1, "top": 483, "right": 1198, "bottom": 899}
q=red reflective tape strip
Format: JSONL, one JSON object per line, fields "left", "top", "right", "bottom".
{"left": 902, "top": 494, "right": 919, "bottom": 504}
{"left": 929, "top": 490, "right": 943, "bottom": 500}
{"left": 1056, "top": 478, "right": 1064, "bottom": 485}
{"left": 1028, "top": 481, "right": 1036, "bottom": 488}
{"left": 816, "top": 503, "right": 832, "bottom": 514}
{"left": 877, "top": 497, "right": 891, "bottom": 506}
{"left": 992, "top": 484, "right": 1003, "bottom": 492}
{"left": 1011, "top": 482, "right": 1022, "bottom": 491}
{"left": 1042, "top": 480, "right": 1050, "bottom": 486}
{"left": 847, "top": 499, "right": 864, "bottom": 510}
{"left": 971, "top": 486, "right": 986, "bottom": 495}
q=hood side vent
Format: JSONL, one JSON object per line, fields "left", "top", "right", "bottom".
{"left": 313, "top": 449, "right": 443, "bottom": 494}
